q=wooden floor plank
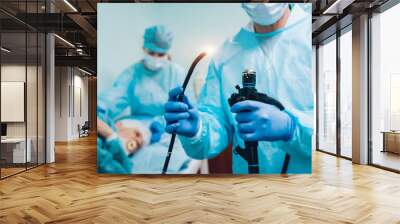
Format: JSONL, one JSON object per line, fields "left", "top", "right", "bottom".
{"left": 0, "top": 135, "right": 400, "bottom": 223}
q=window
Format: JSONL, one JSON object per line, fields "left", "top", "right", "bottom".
{"left": 0, "top": 1, "right": 47, "bottom": 179}
{"left": 371, "top": 3, "right": 400, "bottom": 171}
{"left": 340, "top": 30, "right": 352, "bottom": 158}
{"left": 318, "top": 37, "right": 337, "bottom": 154}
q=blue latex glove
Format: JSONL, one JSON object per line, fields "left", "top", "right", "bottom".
{"left": 231, "top": 100, "right": 295, "bottom": 142}
{"left": 150, "top": 121, "right": 164, "bottom": 144}
{"left": 164, "top": 86, "right": 200, "bottom": 137}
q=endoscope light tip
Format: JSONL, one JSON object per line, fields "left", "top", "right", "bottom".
{"left": 203, "top": 46, "right": 215, "bottom": 56}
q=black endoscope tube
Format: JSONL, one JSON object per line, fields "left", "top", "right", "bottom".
{"left": 162, "top": 52, "right": 207, "bottom": 174}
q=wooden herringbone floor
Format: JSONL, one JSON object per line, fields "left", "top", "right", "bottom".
{"left": 1, "top": 135, "right": 400, "bottom": 224}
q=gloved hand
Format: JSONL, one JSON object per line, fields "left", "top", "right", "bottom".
{"left": 164, "top": 86, "right": 200, "bottom": 137}
{"left": 231, "top": 100, "right": 295, "bottom": 142}
{"left": 150, "top": 121, "right": 164, "bottom": 143}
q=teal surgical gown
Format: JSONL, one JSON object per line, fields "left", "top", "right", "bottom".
{"left": 97, "top": 137, "right": 133, "bottom": 174}
{"left": 98, "top": 61, "right": 191, "bottom": 174}
{"left": 97, "top": 113, "right": 133, "bottom": 174}
{"left": 179, "top": 5, "right": 313, "bottom": 174}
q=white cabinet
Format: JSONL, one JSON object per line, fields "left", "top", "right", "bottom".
{"left": 1, "top": 138, "right": 32, "bottom": 163}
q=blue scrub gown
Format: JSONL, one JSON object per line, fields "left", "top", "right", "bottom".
{"left": 179, "top": 5, "right": 314, "bottom": 174}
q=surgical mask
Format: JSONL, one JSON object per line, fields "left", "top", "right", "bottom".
{"left": 242, "top": 3, "right": 288, "bottom": 26}
{"left": 143, "top": 54, "right": 167, "bottom": 71}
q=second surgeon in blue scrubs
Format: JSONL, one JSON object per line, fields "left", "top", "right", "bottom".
{"left": 98, "top": 25, "right": 192, "bottom": 174}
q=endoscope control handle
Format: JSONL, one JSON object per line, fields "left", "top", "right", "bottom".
{"left": 177, "top": 93, "right": 185, "bottom": 102}
{"left": 258, "top": 93, "right": 285, "bottom": 111}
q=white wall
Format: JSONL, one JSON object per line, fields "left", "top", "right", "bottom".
{"left": 55, "top": 67, "right": 68, "bottom": 141}
{"left": 1, "top": 65, "right": 38, "bottom": 138}
{"left": 71, "top": 73, "right": 89, "bottom": 138}
{"left": 55, "top": 67, "right": 89, "bottom": 141}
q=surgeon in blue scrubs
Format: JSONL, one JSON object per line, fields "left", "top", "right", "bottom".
{"left": 164, "top": 3, "right": 313, "bottom": 174}
{"left": 98, "top": 25, "right": 191, "bottom": 174}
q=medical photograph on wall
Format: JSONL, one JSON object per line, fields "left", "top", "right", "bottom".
{"left": 97, "top": 3, "right": 313, "bottom": 174}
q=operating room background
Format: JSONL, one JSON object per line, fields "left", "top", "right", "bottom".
{"left": 97, "top": 3, "right": 249, "bottom": 95}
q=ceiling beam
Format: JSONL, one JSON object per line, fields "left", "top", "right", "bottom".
{"left": 55, "top": 55, "right": 96, "bottom": 73}
{"left": 67, "top": 13, "right": 97, "bottom": 45}
{"left": 322, "top": 0, "right": 356, "bottom": 14}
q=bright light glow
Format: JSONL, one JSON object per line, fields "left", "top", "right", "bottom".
{"left": 54, "top": 34, "right": 75, "bottom": 48}
{"left": 63, "top": 0, "right": 78, "bottom": 12}
{"left": 203, "top": 46, "right": 215, "bottom": 56}
{"left": 78, "top": 67, "right": 92, "bottom": 76}
{"left": 1, "top": 47, "right": 11, "bottom": 53}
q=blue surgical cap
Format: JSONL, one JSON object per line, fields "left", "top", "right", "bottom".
{"left": 143, "top": 25, "right": 173, "bottom": 54}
